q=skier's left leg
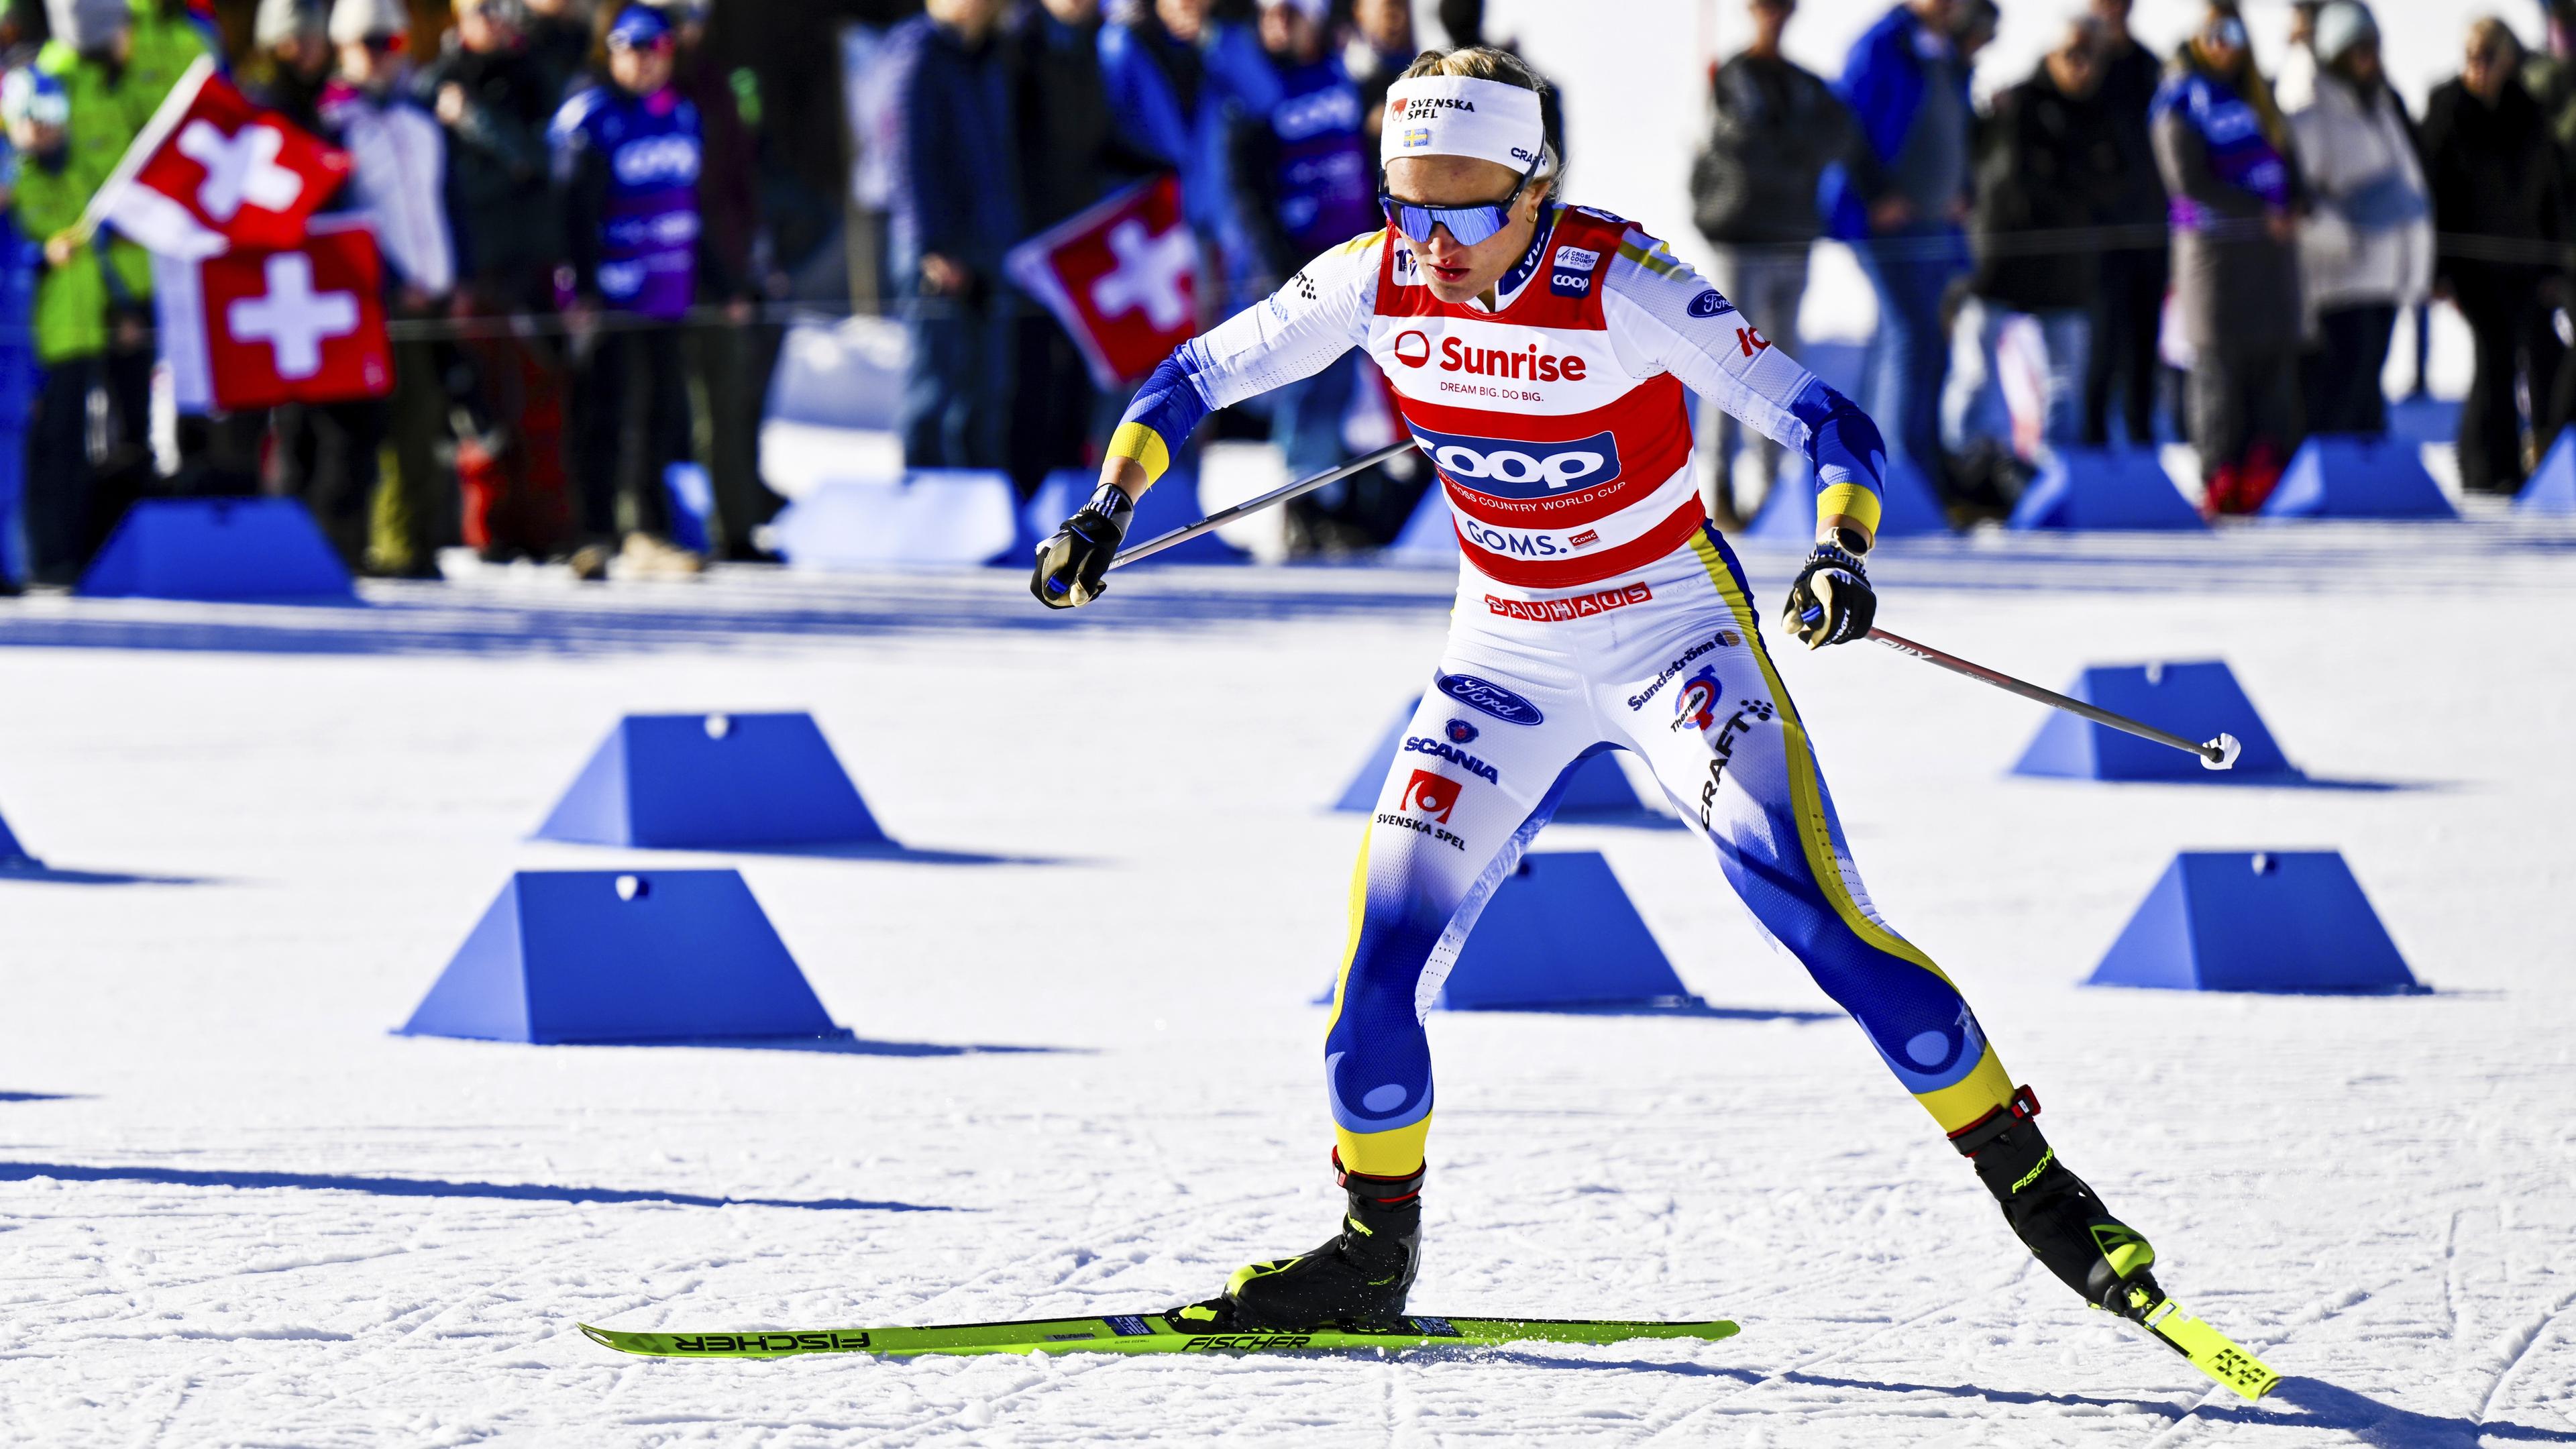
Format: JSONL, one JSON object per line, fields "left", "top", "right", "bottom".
{"left": 1607, "top": 526, "right": 2161, "bottom": 1316}
{"left": 1197, "top": 631, "right": 1597, "bottom": 1332}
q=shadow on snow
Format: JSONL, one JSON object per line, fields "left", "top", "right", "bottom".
{"left": 0, "top": 1161, "right": 952, "bottom": 1212}
{"left": 0, "top": 864, "right": 226, "bottom": 886}
{"left": 1472, "top": 1356, "right": 2576, "bottom": 1444}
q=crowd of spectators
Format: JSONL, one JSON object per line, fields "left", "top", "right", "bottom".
{"left": 1693, "top": 0, "right": 2569, "bottom": 522}
{"left": 0, "top": 0, "right": 836, "bottom": 591}
{"left": 873, "top": 0, "right": 1483, "bottom": 552}
{"left": 0, "top": 0, "right": 2562, "bottom": 596}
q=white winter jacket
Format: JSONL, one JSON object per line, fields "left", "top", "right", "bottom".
{"left": 326, "top": 88, "right": 456, "bottom": 297}
{"left": 2286, "top": 70, "right": 2433, "bottom": 319}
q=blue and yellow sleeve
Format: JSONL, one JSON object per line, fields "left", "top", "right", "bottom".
{"left": 1789, "top": 378, "right": 1888, "bottom": 542}
{"left": 1106, "top": 347, "right": 1212, "bottom": 486}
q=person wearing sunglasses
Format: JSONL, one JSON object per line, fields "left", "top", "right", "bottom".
{"left": 1030, "top": 46, "right": 2173, "bottom": 1349}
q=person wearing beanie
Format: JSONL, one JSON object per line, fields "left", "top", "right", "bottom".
{"left": 549, "top": 1, "right": 708, "bottom": 578}
{"left": 417, "top": 0, "right": 576, "bottom": 561}
{"left": 241, "top": 0, "right": 400, "bottom": 574}
{"left": 254, "top": 0, "right": 322, "bottom": 50}
{"left": 2285, "top": 1, "right": 2430, "bottom": 437}
{"left": 317, "top": 0, "right": 455, "bottom": 576}
{"left": 326, "top": 0, "right": 401, "bottom": 47}
{"left": 4, "top": 62, "right": 123, "bottom": 586}
{"left": 248, "top": 0, "right": 333, "bottom": 131}
{"left": 28, "top": 0, "right": 201, "bottom": 576}
{"left": 40, "top": 0, "right": 125, "bottom": 56}
{"left": 2152, "top": 3, "right": 2304, "bottom": 514}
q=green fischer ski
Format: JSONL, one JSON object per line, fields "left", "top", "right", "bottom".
{"left": 2127, "top": 1291, "right": 2280, "bottom": 1400}
{"left": 578, "top": 1310, "right": 1740, "bottom": 1361}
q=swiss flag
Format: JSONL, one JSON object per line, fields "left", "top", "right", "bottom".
{"left": 89, "top": 56, "right": 352, "bottom": 259}
{"left": 154, "top": 219, "right": 394, "bottom": 413}
{"left": 1003, "top": 174, "right": 1199, "bottom": 390}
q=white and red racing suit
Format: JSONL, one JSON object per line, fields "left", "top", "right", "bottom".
{"left": 1107, "top": 204, "right": 2017, "bottom": 1177}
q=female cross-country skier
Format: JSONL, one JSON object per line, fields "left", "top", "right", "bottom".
{"left": 1031, "top": 47, "right": 2161, "bottom": 1334}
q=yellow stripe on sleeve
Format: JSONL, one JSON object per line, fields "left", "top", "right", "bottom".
{"left": 1106, "top": 421, "right": 1173, "bottom": 484}
{"left": 1615, "top": 239, "right": 1685, "bottom": 278}
{"left": 1816, "top": 482, "right": 1882, "bottom": 538}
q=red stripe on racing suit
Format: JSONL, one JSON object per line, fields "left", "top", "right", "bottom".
{"left": 1102, "top": 204, "right": 1884, "bottom": 571}
{"left": 1371, "top": 207, "right": 1704, "bottom": 588}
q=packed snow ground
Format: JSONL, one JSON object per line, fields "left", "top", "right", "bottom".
{"left": 3, "top": 519, "right": 2574, "bottom": 1447}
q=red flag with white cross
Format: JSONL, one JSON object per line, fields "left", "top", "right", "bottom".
{"left": 1003, "top": 173, "right": 1200, "bottom": 390}
{"left": 86, "top": 56, "right": 354, "bottom": 258}
{"left": 154, "top": 220, "right": 394, "bottom": 413}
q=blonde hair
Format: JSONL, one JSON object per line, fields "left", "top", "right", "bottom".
{"left": 2467, "top": 15, "right": 2524, "bottom": 63}
{"left": 1395, "top": 46, "right": 1560, "bottom": 195}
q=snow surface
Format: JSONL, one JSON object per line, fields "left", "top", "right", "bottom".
{"left": 3, "top": 519, "right": 2575, "bottom": 1446}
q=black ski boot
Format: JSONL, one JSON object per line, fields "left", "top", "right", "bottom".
{"left": 1178, "top": 1157, "right": 1423, "bottom": 1332}
{"left": 1952, "top": 1087, "right": 2163, "bottom": 1319}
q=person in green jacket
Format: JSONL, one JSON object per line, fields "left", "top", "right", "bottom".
{"left": 16, "top": 0, "right": 204, "bottom": 582}
{"left": 6, "top": 62, "right": 125, "bottom": 584}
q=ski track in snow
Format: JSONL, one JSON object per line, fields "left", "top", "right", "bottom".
{"left": 1, "top": 521, "right": 2573, "bottom": 1445}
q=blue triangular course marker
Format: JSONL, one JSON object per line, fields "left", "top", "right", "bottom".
{"left": 78, "top": 498, "right": 355, "bottom": 602}
{"left": 1742, "top": 453, "right": 1950, "bottom": 542}
{"left": 1024, "top": 467, "right": 1247, "bottom": 567}
{"left": 1332, "top": 700, "right": 1420, "bottom": 812}
{"left": 2006, "top": 448, "right": 2204, "bottom": 531}
{"left": 2011, "top": 661, "right": 2296, "bottom": 783}
{"left": 2518, "top": 428, "right": 2576, "bottom": 514}
{"left": 1548, "top": 746, "right": 1656, "bottom": 820}
{"left": 1381, "top": 479, "right": 1458, "bottom": 566}
{"left": 536, "top": 712, "right": 890, "bottom": 849}
{"left": 1332, "top": 698, "right": 1660, "bottom": 822}
{"left": 400, "top": 869, "right": 852, "bottom": 1043}
{"left": 1436, "top": 851, "right": 1701, "bottom": 1010}
{"left": 0, "top": 804, "right": 36, "bottom": 868}
{"left": 2086, "top": 851, "right": 2420, "bottom": 994}
{"left": 2262, "top": 435, "right": 2457, "bottom": 521}
{"left": 768, "top": 470, "right": 1022, "bottom": 568}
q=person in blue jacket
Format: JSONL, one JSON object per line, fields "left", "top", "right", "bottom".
{"left": 552, "top": 3, "right": 712, "bottom": 577}
{"left": 1821, "top": 0, "right": 1976, "bottom": 506}
{"left": 1098, "top": 0, "right": 1275, "bottom": 314}
{"left": 884, "top": 0, "right": 1020, "bottom": 473}
{"left": 1238, "top": 0, "right": 1389, "bottom": 551}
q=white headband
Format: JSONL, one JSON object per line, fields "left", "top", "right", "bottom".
{"left": 1379, "top": 74, "right": 1546, "bottom": 174}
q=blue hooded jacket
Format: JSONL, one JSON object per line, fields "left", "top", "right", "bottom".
{"left": 1817, "top": 4, "right": 1970, "bottom": 241}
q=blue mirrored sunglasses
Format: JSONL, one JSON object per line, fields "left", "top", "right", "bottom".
{"left": 1379, "top": 154, "right": 1542, "bottom": 247}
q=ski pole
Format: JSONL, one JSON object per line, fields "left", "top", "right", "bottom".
{"left": 1108, "top": 441, "right": 1419, "bottom": 570}
{"left": 1866, "top": 627, "right": 2241, "bottom": 769}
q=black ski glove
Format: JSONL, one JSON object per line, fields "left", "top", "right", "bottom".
{"left": 1781, "top": 541, "right": 1875, "bottom": 648}
{"left": 1030, "top": 482, "right": 1136, "bottom": 610}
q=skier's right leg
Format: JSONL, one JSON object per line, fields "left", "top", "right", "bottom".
{"left": 1202, "top": 653, "right": 1591, "bottom": 1331}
